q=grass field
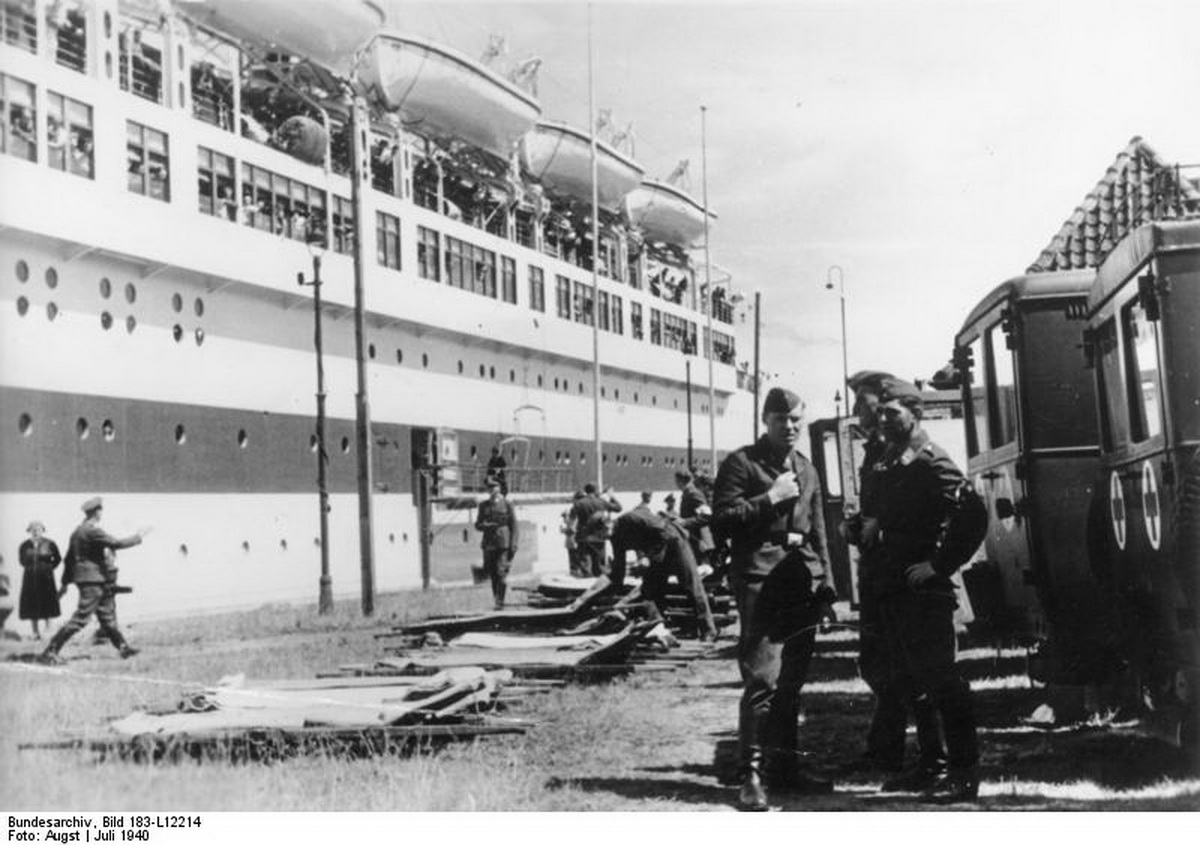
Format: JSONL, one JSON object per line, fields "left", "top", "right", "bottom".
{"left": 2, "top": 584, "right": 1198, "bottom": 813}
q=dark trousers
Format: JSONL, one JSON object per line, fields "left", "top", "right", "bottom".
{"left": 482, "top": 548, "right": 512, "bottom": 607}
{"left": 733, "top": 563, "right": 819, "bottom": 773}
{"left": 577, "top": 540, "right": 607, "bottom": 577}
{"left": 47, "top": 584, "right": 127, "bottom": 654}
{"left": 879, "top": 590, "right": 978, "bottom": 771}
{"left": 641, "top": 535, "right": 717, "bottom": 638}
{"left": 567, "top": 545, "right": 589, "bottom": 579}
{"left": 859, "top": 588, "right": 946, "bottom": 770}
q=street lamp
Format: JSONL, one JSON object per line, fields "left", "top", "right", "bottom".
{"left": 298, "top": 225, "right": 332, "bottom": 615}
{"left": 825, "top": 265, "right": 848, "bottom": 419}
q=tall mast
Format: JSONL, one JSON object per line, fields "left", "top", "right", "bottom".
{"left": 701, "top": 106, "right": 716, "bottom": 472}
{"left": 588, "top": 1, "right": 603, "bottom": 489}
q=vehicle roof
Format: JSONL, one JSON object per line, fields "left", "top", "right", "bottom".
{"left": 1087, "top": 219, "right": 1200, "bottom": 314}
{"left": 957, "top": 269, "right": 1095, "bottom": 341}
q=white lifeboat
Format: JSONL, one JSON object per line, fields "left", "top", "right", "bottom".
{"left": 625, "top": 179, "right": 716, "bottom": 246}
{"left": 521, "top": 121, "right": 644, "bottom": 210}
{"left": 358, "top": 33, "right": 541, "bottom": 158}
{"left": 172, "top": 0, "right": 385, "bottom": 77}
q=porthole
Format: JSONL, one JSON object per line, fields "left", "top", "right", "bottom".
{"left": 457, "top": 360, "right": 464, "bottom": 374}
{"left": 177, "top": 81, "right": 184, "bottom": 105}
{"left": 172, "top": 324, "right": 183, "bottom": 342}
{"left": 634, "top": 392, "right": 639, "bottom": 403}
{"left": 478, "top": 364, "right": 485, "bottom": 377}
{"left": 309, "top": 434, "right": 318, "bottom": 452}
{"left": 18, "top": 413, "right": 33, "bottom": 436}
{"left": 615, "top": 389, "right": 620, "bottom": 400}
{"left": 100, "top": 311, "right": 113, "bottom": 330}
{"left": 601, "top": 387, "right": 606, "bottom": 398}
{"left": 674, "top": 399, "right": 679, "bottom": 409}
{"left": 179, "top": 544, "right": 188, "bottom": 557}
{"left": 76, "top": 418, "right": 89, "bottom": 440}
{"left": 237, "top": 429, "right": 248, "bottom": 448}
{"left": 171, "top": 293, "right": 183, "bottom": 313}
{"left": 104, "top": 51, "right": 112, "bottom": 79}
{"left": 509, "top": 370, "right": 515, "bottom": 382}
{"left": 125, "top": 315, "right": 136, "bottom": 333}
{"left": 553, "top": 378, "right": 559, "bottom": 389}
{"left": 280, "top": 539, "right": 288, "bottom": 551}
{"left": 103, "top": 10, "right": 111, "bottom": 36}
{"left": 313, "top": 537, "right": 320, "bottom": 547}
{"left": 652, "top": 396, "right": 657, "bottom": 406}
{"left": 45, "top": 267, "right": 58, "bottom": 289}
{"left": 175, "top": 424, "right": 187, "bottom": 445}
{"left": 102, "top": 420, "right": 115, "bottom": 441}
{"left": 340, "top": 436, "right": 350, "bottom": 453}
{"left": 176, "top": 44, "right": 184, "bottom": 69}
{"left": 194, "top": 298, "right": 205, "bottom": 318}
{"left": 602, "top": 453, "right": 608, "bottom": 464}
{"left": 368, "top": 343, "right": 376, "bottom": 359}
{"left": 538, "top": 450, "right": 544, "bottom": 461}
{"left": 537, "top": 375, "right": 544, "bottom": 387}
{"left": 241, "top": 541, "right": 250, "bottom": 552}
{"left": 15, "top": 260, "right": 29, "bottom": 282}
{"left": 422, "top": 353, "right": 429, "bottom": 368}
{"left": 402, "top": 532, "right": 409, "bottom": 543}
{"left": 124, "top": 283, "right": 136, "bottom": 304}
{"left": 16, "top": 297, "right": 29, "bottom": 316}
{"left": 194, "top": 328, "right": 205, "bottom": 345}
{"left": 99, "top": 277, "right": 111, "bottom": 298}
{"left": 396, "top": 349, "right": 403, "bottom": 364}
{"left": 489, "top": 366, "right": 495, "bottom": 379}
{"left": 579, "top": 451, "right": 586, "bottom": 464}
{"left": 578, "top": 382, "right": 584, "bottom": 393}
{"left": 462, "top": 529, "right": 469, "bottom": 543}
{"left": 46, "top": 302, "right": 58, "bottom": 321}
{"left": 470, "top": 445, "right": 478, "bottom": 459}
{"left": 388, "top": 533, "right": 395, "bottom": 544}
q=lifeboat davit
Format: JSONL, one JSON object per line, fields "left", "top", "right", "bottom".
{"left": 172, "top": 0, "right": 385, "bottom": 77}
{"left": 521, "top": 121, "right": 644, "bottom": 211}
{"left": 625, "top": 179, "right": 716, "bottom": 246}
{"left": 358, "top": 33, "right": 541, "bottom": 158}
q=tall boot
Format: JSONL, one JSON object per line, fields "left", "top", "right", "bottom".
{"left": 737, "top": 745, "right": 769, "bottom": 811}
{"left": 38, "top": 627, "right": 72, "bottom": 664}
{"left": 107, "top": 627, "right": 139, "bottom": 659}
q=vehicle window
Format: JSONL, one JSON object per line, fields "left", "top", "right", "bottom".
{"left": 821, "top": 430, "right": 842, "bottom": 498}
{"left": 1094, "top": 317, "right": 1128, "bottom": 452}
{"left": 987, "top": 324, "right": 1018, "bottom": 448}
{"left": 1023, "top": 305, "right": 1098, "bottom": 449}
{"left": 1122, "top": 299, "right": 1162, "bottom": 442}
{"left": 964, "top": 336, "right": 987, "bottom": 456}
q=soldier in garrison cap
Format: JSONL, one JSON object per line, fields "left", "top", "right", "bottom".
{"left": 39, "top": 498, "right": 150, "bottom": 664}
{"left": 843, "top": 373, "right": 946, "bottom": 782}
{"left": 865, "top": 378, "right": 982, "bottom": 803}
{"left": 713, "top": 387, "right": 837, "bottom": 810}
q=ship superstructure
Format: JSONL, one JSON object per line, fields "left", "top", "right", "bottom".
{"left": 0, "top": 0, "right": 753, "bottom": 617}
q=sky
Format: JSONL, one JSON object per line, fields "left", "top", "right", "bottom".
{"left": 384, "top": 0, "right": 1199, "bottom": 419}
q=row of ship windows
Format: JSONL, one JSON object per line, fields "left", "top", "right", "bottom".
{"left": 15, "top": 259, "right": 206, "bottom": 314}
{"left": 11, "top": 412, "right": 701, "bottom": 469}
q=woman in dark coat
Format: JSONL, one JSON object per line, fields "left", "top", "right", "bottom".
{"left": 18, "top": 520, "right": 61, "bottom": 638}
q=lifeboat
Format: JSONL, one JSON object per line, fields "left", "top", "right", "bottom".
{"left": 521, "top": 121, "right": 644, "bottom": 210}
{"left": 625, "top": 179, "right": 716, "bottom": 246}
{"left": 358, "top": 33, "right": 541, "bottom": 158}
{"left": 172, "top": 0, "right": 385, "bottom": 77}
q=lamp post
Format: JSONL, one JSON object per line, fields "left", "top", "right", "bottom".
{"left": 298, "top": 231, "right": 332, "bottom": 614}
{"left": 826, "top": 265, "right": 847, "bottom": 419}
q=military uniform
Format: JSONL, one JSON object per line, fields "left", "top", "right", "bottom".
{"left": 570, "top": 491, "right": 621, "bottom": 577}
{"left": 42, "top": 499, "right": 142, "bottom": 661}
{"left": 475, "top": 493, "right": 518, "bottom": 609}
{"left": 713, "top": 434, "right": 832, "bottom": 796}
{"left": 867, "top": 422, "right": 980, "bottom": 795}
{"left": 609, "top": 506, "right": 717, "bottom": 639}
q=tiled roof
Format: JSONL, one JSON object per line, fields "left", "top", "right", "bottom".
{"left": 1027, "top": 136, "right": 1200, "bottom": 273}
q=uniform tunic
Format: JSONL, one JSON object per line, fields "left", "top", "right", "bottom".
{"left": 51, "top": 517, "right": 141, "bottom": 648}
{"left": 475, "top": 497, "right": 518, "bottom": 604}
{"left": 569, "top": 492, "right": 622, "bottom": 576}
{"left": 18, "top": 538, "right": 62, "bottom": 620}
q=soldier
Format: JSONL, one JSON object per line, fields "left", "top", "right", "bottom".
{"left": 713, "top": 387, "right": 837, "bottom": 810}
{"left": 868, "top": 378, "right": 983, "bottom": 803}
{"left": 609, "top": 503, "right": 718, "bottom": 641}
{"left": 844, "top": 371, "right": 945, "bottom": 784}
{"left": 39, "top": 497, "right": 148, "bottom": 663}
{"left": 569, "top": 483, "right": 621, "bottom": 577}
{"left": 675, "top": 470, "right": 716, "bottom": 567}
{"left": 474, "top": 479, "right": 518, "bottom": 610}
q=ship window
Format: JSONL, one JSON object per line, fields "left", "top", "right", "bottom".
{"left": 376, "top": 211, "right": 401, "bottom": 270}
{"left": 649, "top": 308, "right": 662, "bottom": 345}
{"left": 174, "top": 424, "right": 186, "bottom": 445}
{"left": 16, "top": 296, "right": 28, "bottom": 315}
{"left": 457, "top": 360, "right": 464, "bottom": 374}
{"left": 15, "top": 259, "right": 28, "bottom": 282}
{"left": 634, "top": 392, "right": 639, "bottom": 403}
{"left": 194, "top": 298, "right": 204, "bottom": 317}
{"left": 501, "top": 257, "right": 517, "bottom": 304}
{"left": 573, "top": 282, "right": 595, "bottom": 325}
{"left": 600, "top": 387, "right": 606, "bottom": 398}
{"left": 370, "top": 133, "right": 398, "bottom": 196}
{"left": 986, "top": 323, "right": 1018, "bottom": 448}
{"left": 555, "top": 275, "right": 571, "bottom": 319}
{"left": 51, "top": 2, "right": 87, "bottom": 74}
{"left": 118, "top": 12, "right": 165, "bottom": 103}
{"left": 340, "top": 436, "right": 350, "bottom": 454}
{"left": 331, "top": 196, "right": 355, "bottom": 255}
{"left": 611, "top": 295, "right": 624, "bottom": 336}
{"left": 47, "top": 92, "right": 93, "bottom": 179}
{"left": 194, "top": 328, "right": 204, "bottom": 346}
{"left": 422, "top": 353, "right": 429, "bottom": 368}
{"left": 598, "top": 290, "right": 610, "bottom": 331}
{"left": 578, "top": 382, "right": 584, "bottom": 394}
{"left": 478, "top": 364, "right": 485, "bottom": 378}
{"left": 102, "top": 420, "right": 114, "bottom": 441}
{"left": 44, "top": 267, "right": 57, "bottom": 288}
{"left": 396, "top": 349, "right": 403, "bottom": 364}
{"left": 197, "top": 146, "right": 235, "bottom": 219}
{"left": 514, "top": 208, "right": 535, "bottom": 249}
{"left": 528, "top": 266, "right": 545, "bottom": 312}
{"left": 1122, "top": 298, "right": 1162, "bottom": 443}
{"left": 99, "top": 277, "right": 110, "bottom": 297}
{"left": 368, "top": 343, "right": 376, "bottom": 360}
{"left": 75, "top": 417, "right": 89, "bottom": 440}
{"left": 237, "top": 429, "right": 248, "bottom": 448}
{"left": 103, "top": 10, "right": 110, "bottom": 37}
{"left": 2, "top": 1, "right": 36, "bottom": 53}
{"left": 309, "top": 434, "right": 318, "bottom": 452}
{"left": 631, "top": 302, "right": 644, "bottom": 341}
{"left": 124, "top": 282, "right": 136, "bottom": 303}
{"left": 172, "top": 323, "right": 182, "bottom": 341}
{"left": 127, "top": 121, "right": 170, "bottom": 201}
{"left": 125, "top": 315, "right": 136, "bottom": 333}
{"left": 171, "top": 292, "right": 182, "bottom": 312}
{"left": 412, "top": 155, "right": 438, "bottom": 211}
{"left": 1, "top": 73, "right": 37, "bottom": 162}
{"left": 100, "top": 311, "right": 112, "bottom": 329}
{"left": 417, "top": 226, "right": 440, "bottom": 281}
{"left": 509, "top": 369, "right": 515, "bottom": 382}
{"left": 46, "top": 302, "right": 57, "bottom": 321}
{"left": 15, "top": 411, "right": 32, "bottom": 436}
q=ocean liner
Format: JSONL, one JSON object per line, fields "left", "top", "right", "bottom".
{"left": 0, "top": 0, "right": 756, "bottom": 618}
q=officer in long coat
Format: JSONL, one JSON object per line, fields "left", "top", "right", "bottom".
{"left": 39, "top": 497, "right": 146, "bottom": 663}
{"left": 474, "top": 480, "right": 518, "bottom": 610}
{"left": 844, "top": 371, "right": 945, "bottom": 785}
{"left": 713, "top": 387, "right": 837, "bottom": 810}
{"left": 867, "top": 378, "right": 983, "bottom": 803}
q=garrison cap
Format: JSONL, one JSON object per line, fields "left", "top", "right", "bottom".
{"left": 762, "top": 387, "right": 803, "bottom": 415}
{"left": 81, "top": 496, "right": 103, "bottom": 514}
{"left": 26, "top": 520, "right": 45, "bottom": 533}
{"left": 878, "top": 377, "right": 924, "bottom": 407}
{"left": 847, "top": 370, "right": 895, "bottom": 395}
